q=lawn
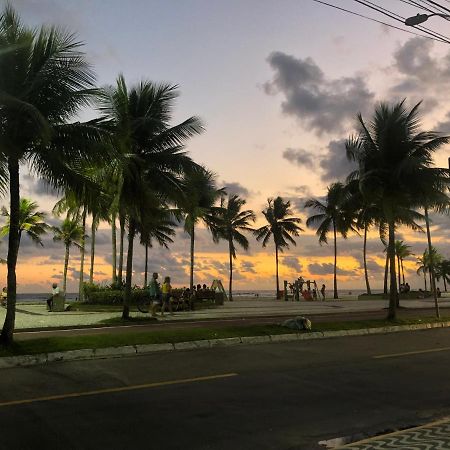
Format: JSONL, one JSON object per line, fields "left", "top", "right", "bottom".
{"left": 0, "top": 316, "right": 448, "bottom": 358}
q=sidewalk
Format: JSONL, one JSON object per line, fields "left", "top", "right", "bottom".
{"left": 339, "top": 417, "right": 450, "bottom": 449}
{"left": 2, "top": 297, "right": 449, "bottom": 331}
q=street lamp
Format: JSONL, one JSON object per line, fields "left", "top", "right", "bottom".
{"left": 405, "top": 13, "right": 450, "bottom": 26}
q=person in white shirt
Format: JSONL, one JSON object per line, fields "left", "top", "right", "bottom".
{"left": 47, "top": 283, "right": 60, "bottom": 311}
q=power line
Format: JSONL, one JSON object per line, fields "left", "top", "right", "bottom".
{"left": 353, "top": 0, "right": 450, "bottom": 43}
{"left": 422, "top": 0, "right": 450, "bottom": 14}
{"left": 310, "top": 0, "right": 449, "bottom": 43}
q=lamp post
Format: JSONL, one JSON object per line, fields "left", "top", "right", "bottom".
{"left": 405, "top": 13, "right": 450, "bottom": 26}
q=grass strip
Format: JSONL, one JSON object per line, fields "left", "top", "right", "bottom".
{"left": 1, "top": 317, "right": 448, "bottom": 357}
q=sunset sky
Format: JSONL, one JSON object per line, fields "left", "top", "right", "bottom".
{"left": 4, "top": 0, "right": 450, "bottom": 293}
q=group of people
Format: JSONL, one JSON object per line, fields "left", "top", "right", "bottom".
{"left": 288, "top": 278, "right": 326, "bottom": 301}
{"left": 399, "top": 283, "right": 411, "bottom": 293}
{"left": 147, "top": 273, "right": 212, "bottom": 316}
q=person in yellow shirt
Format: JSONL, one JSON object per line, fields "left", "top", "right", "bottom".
{"left": 161, "top": 276, "right": 173, "bottom": 316}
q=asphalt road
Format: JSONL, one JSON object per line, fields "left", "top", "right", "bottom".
{"left": 0, "top": 328, "right": 449, "bottom": 449}
{"left": 14, "top": 306, "right": 450, "bottom": 340}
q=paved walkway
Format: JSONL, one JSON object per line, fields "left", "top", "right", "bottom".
{"left": 1, "top": 296, "right": 449, "bottom": 330}
{"left": 340, "top": 417, "right": 450, "bottom": 449}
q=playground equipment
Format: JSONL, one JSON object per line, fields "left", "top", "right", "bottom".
{"left": 211, "top": 279, "right": 228, "bottom": 301}
{"left": 283, "top": 278, "right": 322, "bottom": 301}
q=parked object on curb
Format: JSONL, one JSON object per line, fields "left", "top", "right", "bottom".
{"left": 281, "top": 316, "right": 312, "bottom": 331}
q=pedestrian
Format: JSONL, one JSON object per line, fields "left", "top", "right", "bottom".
{"left": 47, "top": 283, "right": 59, "bottom": 311}
{"left": 437, "top": 287, "right": 442, "bottom": 298}
{"left": 312, "top": 289, "right": 317, "bottom": 300}
{"left": 320, "top": 284, "right": 326, "bottom": 301}
{"left": 149, "top": 272, "right": 162, "bottom": 317}
{"left": 161, "top": 276, "right": 173, "bottom": 316}
{"left": 1, "top": 287, "right": 6, "bottom": 307}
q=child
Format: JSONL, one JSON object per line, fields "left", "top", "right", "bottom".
{"left": 161, "top": 276, "right": 173, "bottom": 316}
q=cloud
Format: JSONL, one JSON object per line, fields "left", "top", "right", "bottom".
{"left": 320, "top": 139, "right": 357, "bottom": 182}
{"left": 308, "top": 262, "right": 356, "bottom": 276}
{"left": 282, "top": 148, "right": 314, "bottom": 168}
{"left": 282, "top": 256, "right": 302, "bottom": 272}
{"left": 240, "top": 261, "right": 256, "bottom": 274}
{"left": 222, "top": 181, "right": 250, "bottom": 198}
{"left": 264, "top": 51, "right": 374, "bottom": 135}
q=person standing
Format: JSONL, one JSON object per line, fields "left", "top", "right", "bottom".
{"left": 161, "top": 276, "right": 173, "bottom": 316}
{"left": 47, "top": 283, "right": 59, "bottom": 311}
{"left": 149, "top": 272, "right": 162, "bottom": 317}
{"left": 1, "top": 287, "right": 6, "bottom": 307}
{"left": 320, "top": 284, "right": 326, "bottom": 301}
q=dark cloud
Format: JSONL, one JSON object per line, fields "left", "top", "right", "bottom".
{"left": 264, "top": 51, "right": 374, "bottom": 135}
{"left": 308, "top": 262, "right": 356, "bottom": 276}
{"left": 222, "top": 181, "right": 250, "bottom": 198}
{"left": 320, "top": 139, "right": 357, "bottom": 182}
{"left": 282, "top": 148, "right": 314, "bottom": 169}
{"left": 240, "top": 261, "right": 256, "bottom": 274}
{"left": 282, "top": 256, "right": 302, "bottom": 272}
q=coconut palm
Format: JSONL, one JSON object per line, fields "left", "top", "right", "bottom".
{"left": 139, "top": 209, "right": 176, "bottom": 287}
{"left": 0, "top": 198, "right": 49, "bottom": 249}
{"left": 0, "top": 7, "right": 109, "bottom": 344}
{"left": 99, "top": 75, "right": 203, "bottom": 318}
{"left": 345, "top": 100, "right": 448, "bottom": 319}
{"left": 213, "top": 195, "right": 255, "bottom": 301}
{"left": 178, "top": 167, "right": 224, "bottom": 290}
{"left": 304, "top": 183, "right": 357, "bottom": 299}
{"left": 52, "top": 218, "right": 85, "bottom": 295}
{"left": 416, "top": 253, "right": 429, "bottom": 292}
{"left": 395, "top": 240, "right": 413, "bottom": 286}
{"left": 436, "top": 259, "right": 450, "bottom": 292}
{"left": 254, "top": 197, "right": 303, "bottom": 298}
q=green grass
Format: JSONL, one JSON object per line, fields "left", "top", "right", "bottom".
{"left": 1, "top": 317, "right": 448, "bottom": 357}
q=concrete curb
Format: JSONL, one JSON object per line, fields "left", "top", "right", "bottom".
{"left": 1, "top": 320, "right": 449, "bottom": 369}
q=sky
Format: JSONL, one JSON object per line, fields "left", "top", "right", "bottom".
{"left": 3, "top": 0, "right": 450, "bottom": 293}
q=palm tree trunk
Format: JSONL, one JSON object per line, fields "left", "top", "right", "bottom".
{"left": 78, "top": 207, "right": 87, "bottom": 302}
{"left": 424, "top": 271, "right": 427, "bottom": 291}
{"left": 118, "top": 214, "right": 125, "bottom": 286}
{"left": 144, "top": 243, "right": 148, "bottom": 287}
{"left": 123, "top": 219, "right": 136, "bottom": 320}
{"left": 444, "top": 277, "right": 447, "bottom": 292}
{"left": 228, "top": 238, "right": 233, "bottom": 302}
{"left": 425, "top": 206, "right": 439, "bottom": 318}
{"left": 63, "top": 244, "right": 70, "bottom": 295}
{"left": 275, "top": 244, "right": 280, "bottom": 299}
{"left": 0, "top": 157, "right": 20, "bottom": 345}
{"left": 387, "top": 220, "right": 398, "bottom": 320}
{"left": 111, "top": 212, "right": 117, "bottom": 284}
{"left": 189, "top": 225, "right": 195, "bottom": 290}
{"left": 383, "top": 252, "right": 389, "bottom": 295}
{"left": 89, "top": 217, "right": 96, "bottom": 284}
{"left": 396, "top": 254, "right": 401, "bottom": 307}
{"left": 363, "top": 225, "right": 371, "bottom": 295}
{"left": 401, "top": 258, "right": 405, "bottom": 284}
{"left": 333, "top": 220, "right": 338, "bottom": 299}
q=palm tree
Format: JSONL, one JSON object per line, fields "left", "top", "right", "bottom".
{"left": 0, "top": 7, "right": 109, "bottom": 344}
{"left": 52, "top": 218, "right": 85, "bottom": 295}
{"left": 395, "top": 240, "right": 413, "bottom": 287}
{"left": 436, "top": 259, "right": 450, "bottom": 292}
{"left": 305, "top": 183, "right": 356, "bottom": 299}
{"left": 0, "top": 198, "right": 49, "bottom": 249}
{"left": 99, "top": 75, "right": 203, "bottom": 319}
{"left": 213, "top": 195, "right": 255, "bottom": 301}
{"left": 178, "top": 167, "right": 224, "bottom": 290}
{"left": 345, "top": 100, "right": 448, "bottom": 319}
{"left": 139, "top": 209, "right": 176, "bottom": 287}
{"left": 254, "top": 197, "right": 303, "bottom": 298}
{"left": 416, "top": 253, "right": 428, "bottom": 292}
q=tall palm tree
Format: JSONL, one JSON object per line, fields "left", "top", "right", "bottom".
{"left": 178, "top": 167, "right": 224, "bottom": 290}
{"left": 213, "top": 195, "right": 255, "bottom": 301}
{"left": 0, "top": 198, "right": 49, "bottom": 250}
{"left": 99, "top": 75, "right": 203, "bottom": 319}
{"left": 254, "top": 197, "right": 303, "bottom": 298}
{"left": 139, "top": 209, "right": 176, "bottom": 287}
{"left": 305, "top": 183, "right": 356, "bottom": 299}
{"left": 345, "top": 100, "right": 448, "bottom": 319}
{"left": 52, "top": 218, "right": 85, "bottom": 295}
{"left": 436, "top": 259, "right": 450, "bottom": 292}
{"left": 0, "top": 7, "right": 109, "bottom": 344}
{"left": 416, "top": 253, "right": 428, "bottom": 292}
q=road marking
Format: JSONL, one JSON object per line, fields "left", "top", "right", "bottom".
{"left": 0, "top": 373, "right": 238, "bottom": 408}
{"left": 374, "top": 346, "right": 450, "bottom": 359}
